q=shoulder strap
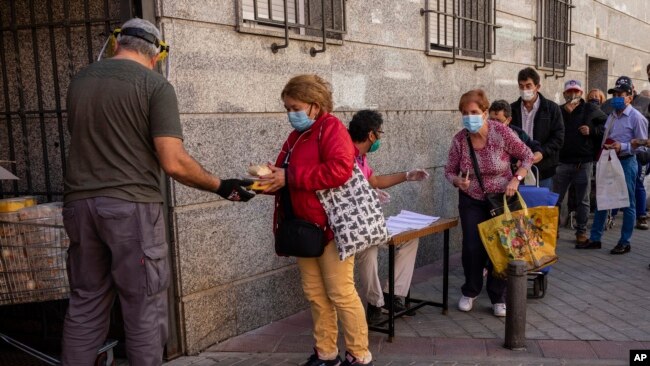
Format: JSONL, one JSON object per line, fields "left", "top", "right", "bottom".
{"left": 465, "top": 131, "right": 486, "bottom": 194}
{"left": 281, "top": 130, "right": 310, "bottom": 219}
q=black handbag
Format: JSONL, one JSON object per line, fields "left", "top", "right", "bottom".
{"left": 466, "top": 132, "right": 522, "bottom": 217}
{"left": 274, "top": 132, "right": 326, "bottom": 257}
{"left": 275, "top": 187, "right": 325, "bottom": 257}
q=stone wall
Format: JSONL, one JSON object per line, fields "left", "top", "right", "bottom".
{"left": 159, "top": 0, "right": 650, "bottom": 354}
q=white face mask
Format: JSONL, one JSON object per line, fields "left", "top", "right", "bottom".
{"left": 520, "top": 89, "right": 536, "bottom": 102}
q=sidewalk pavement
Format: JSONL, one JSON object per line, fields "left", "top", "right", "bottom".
{"left": 164, "top": 214, "right": 650, "bottom": 366}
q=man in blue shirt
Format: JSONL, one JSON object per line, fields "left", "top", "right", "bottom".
{"left": 582, "top": 76, "right": 649, "bottom": 254}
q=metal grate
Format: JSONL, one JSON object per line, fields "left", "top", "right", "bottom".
{"left": 0, "top": 0, "right": 126, "bottom": 202}
{"left": 0, "top": 204, "right": 69, "bottom": 306}
{"left": 421, "top": 0, "right": 499, "bottom": 69}
{"left": 240, "top": 0, "right": 346, "bottom": 55}
{"left": 535, "top": 0, "right": 574, "bottom": 78}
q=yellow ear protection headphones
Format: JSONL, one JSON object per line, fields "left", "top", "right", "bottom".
{"left": 97, "top": 27, "right": 171, "bottom": 78}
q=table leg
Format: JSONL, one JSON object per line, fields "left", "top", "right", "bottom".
{"left": 443, "top": 228, "right": 449, "bottom": 315}
{"left": 388, "top": 244, "right": 395, "bottom": 341}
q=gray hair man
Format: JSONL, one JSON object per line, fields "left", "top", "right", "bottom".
{"left": 61, "top": 18, "right": 253, "bottom": 365}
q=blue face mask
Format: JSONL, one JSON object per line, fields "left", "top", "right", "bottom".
{"left": 288, "top": 110, "right": 315, "bottom": 132}
{"left": 611, "top": 96, "right": 626, "bottom": 111}
{"left": 462, "top": 114, "right": 484, "bottom": 133}
{"left": 368, "top": 139, "right": 381, "bottom": 153}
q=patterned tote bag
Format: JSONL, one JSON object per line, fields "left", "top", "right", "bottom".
{"left": 316, "top": 164, "right": 390, "bottom": 260}
{"left": 477, "top": 192, "right": 559, "bottom": 278}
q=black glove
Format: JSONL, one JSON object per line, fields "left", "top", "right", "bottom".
{"left": 215, "top": 178, "right": 255, "bottom": 202}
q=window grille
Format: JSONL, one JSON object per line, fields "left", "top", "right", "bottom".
{"left": 421, "top": 0, "right": 499, "bottom": 69}
{"left": 239, "top": 0, "right": 346, "bottom": 56}
{"left": 535, "top": 0, "right": 574, "bottom": 78}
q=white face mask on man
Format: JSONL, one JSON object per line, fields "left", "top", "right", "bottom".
{"left": 520, "top": 89, "right": 536, "bottom": 102}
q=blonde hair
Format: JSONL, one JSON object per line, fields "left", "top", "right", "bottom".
{"left": 587, "top": 88, "right": 606, "bottom": 104}
{"left": 458, "top": 89, "right": 490, "bottom": 112}
{"left": 281, "top": 74, "right": 334, "bottom": 113}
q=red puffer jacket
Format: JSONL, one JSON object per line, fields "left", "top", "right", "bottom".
{"left": 273, "top": 112, "right": 355, "bottom": 242}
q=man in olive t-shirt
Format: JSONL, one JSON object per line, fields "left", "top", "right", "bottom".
{"left": 61, "top": 19, "right": 253, "bottom": 366}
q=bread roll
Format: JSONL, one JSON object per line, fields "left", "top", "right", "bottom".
{"left": 248, "top": 165, "right": 272, "bottom": 177}
{"left": 249, "top": 181, "right": 270, "bottom": 192}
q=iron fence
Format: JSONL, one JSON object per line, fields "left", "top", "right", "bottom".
{"left": 0, "top": 0, "right": 125, "bottom": 201}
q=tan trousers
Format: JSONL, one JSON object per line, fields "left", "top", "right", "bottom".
{"left": 297, "top": 241, "right": 371, "bottom": 363}
{"left": 355, "top": 239, "right": 419, "bottom": 307}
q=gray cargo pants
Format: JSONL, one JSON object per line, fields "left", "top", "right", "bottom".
{"left": 61, "top": 197, "right": 169, "bottom": 366}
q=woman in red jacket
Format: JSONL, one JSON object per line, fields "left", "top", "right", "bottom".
{"left": 262, "top": 74, "right": 373, "bottom": 366}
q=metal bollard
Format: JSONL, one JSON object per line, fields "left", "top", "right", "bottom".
{"left": 504, "top": 260, "right": 527, "bottom": 351}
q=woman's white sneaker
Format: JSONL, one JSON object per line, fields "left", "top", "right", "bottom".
{"left": 458, "top": 296, "right": 475, "bottom": 312}
{"left": 493, "top": 303, "right": 506, "bottom": 317}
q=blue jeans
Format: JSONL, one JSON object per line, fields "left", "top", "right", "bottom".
{"left": 553, "top": 162, "right": 592, "bottom": 235}
{"left": 590, "top": 156, "right": 638, "bottom": 245}
{"left": 636, "top": 161, "right": 647, "bottom": 218}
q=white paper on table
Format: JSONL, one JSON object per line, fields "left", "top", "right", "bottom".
{"left": 399, "top": 210, "right": 440, "bottom": 221}
{"left": 385, "top": 220, "right": 418, "bottom": 227}
{"left": 386, "top": 210, "right": 441, "bottom": 236}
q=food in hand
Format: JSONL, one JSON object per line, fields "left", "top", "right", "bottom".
{"left": 248, "top": 164, "right": 272, "bottom": 177}
{"left": 248, "top": 181, "right": 270, "bottom": 192}
{"left": 246, "top": 164, "right": 272, "bottom": 192}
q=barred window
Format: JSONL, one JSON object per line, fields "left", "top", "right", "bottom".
{"left": 422, "top": 0, "right": 498, "bottom": 66}
{"left": 239, "top": 0, "right": 346, "bottom": 41}
{"left": 536, "top": 0, "right": 574, "bottom": 76}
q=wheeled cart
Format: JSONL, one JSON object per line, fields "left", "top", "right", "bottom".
{"left": 0, "top": 218, "right": 117, "bottom": 365}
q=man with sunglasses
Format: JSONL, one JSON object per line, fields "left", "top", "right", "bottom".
{"left": 62, "top": 18, "right": 253, "bottom": 366}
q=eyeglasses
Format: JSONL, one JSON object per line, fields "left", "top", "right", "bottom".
{"left": 375, "top": 130, "right": 385, "bottom": 135}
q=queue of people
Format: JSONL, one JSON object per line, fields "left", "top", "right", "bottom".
{"left": 59, "top": 17, "right": 649, "bottom": 366}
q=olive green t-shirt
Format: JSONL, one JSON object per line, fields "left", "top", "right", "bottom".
{"left": 64, "top": 58, "right": 183, "bottom": 203}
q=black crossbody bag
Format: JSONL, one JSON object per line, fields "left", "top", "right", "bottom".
{"left": 466, "top": 132, "right": 522, "bottom": 217}
{"left": 274, "top": 133, "right": 325, "bottom": 258}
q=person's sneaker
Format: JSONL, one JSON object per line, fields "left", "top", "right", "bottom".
{"left": 636, "top": 216, "right": 649, "bottom": 230}
{"left": 366, "top": 304, "right": 384, "bottom": 326}
{"left": 575, "top": 239, "right": 601, "bottom": 249}
{"left": 381, "top": 294, "right": 411, "bottom": 314}
{"left": 458, "top": 295, "right": 475, "bottom": 312}
{"left": 610, "top": 244, "right": 631, "bottom": 255}
{"left": 303, "top": 349, "right": 342, "bottom": 366}
{"left": 575, "top": 233, "right": 588, "bottom": 245}
{"left": 340, "top": 351, "right": 373, "bottom": 366}
{"left": 493, "top": 303, "right": 506, "bottom": 317}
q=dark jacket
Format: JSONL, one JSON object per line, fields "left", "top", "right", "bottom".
{"left": 507, "top": 124, "right": 542, "bottom": 173}
{"left": 510, "top": 93, "right": 565, "bottom": 180}
{"left": 558, "top": 99, "right": 607, "bottom": 163}
{"left": 509, "top": 124, "right": 542, "bottom": 153}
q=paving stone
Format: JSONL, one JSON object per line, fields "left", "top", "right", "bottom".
{"left": 379, "top": 337, "right": 434, "bottom": 356}
{"left": 163, "top": 222, "right": 650, "bottom": 366}
{"left": 537, "top": 340, "right": 596, "bottom": 359}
